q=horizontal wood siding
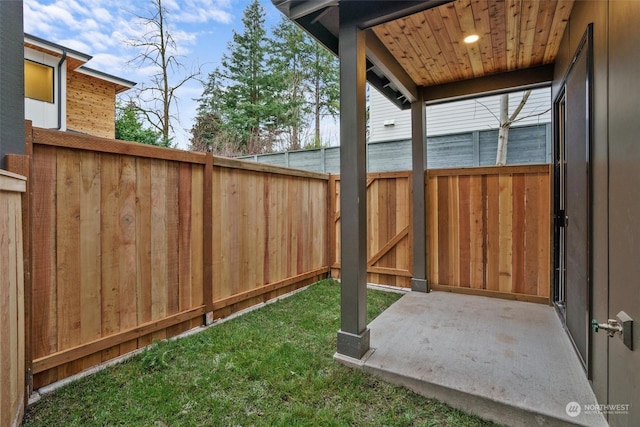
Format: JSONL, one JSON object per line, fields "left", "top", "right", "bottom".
{"left": 0, "top": 171, "right": 26, "bottom": 427}
{"left": 331, "top": 172, "right": 413, "bottom": 288}
{"left": 25, "top": 127, "right": 329, "bottom": 388}
{"left": 66, "top": 71, "right": 117, "bottom": 139}
{"left": 369, "top": 87, "right": 551, "bottom": 143}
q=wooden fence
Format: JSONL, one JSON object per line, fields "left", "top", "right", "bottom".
{"left": 331, "top": 165, "right": 551, "bottom": 303}
{"left": 7, "top": 125, "right": 329, "bottom": 389}
{"left": 0, "top": 170, "right": 26, "bottom": 427}
{"left": 330, "top": 172, "right": 413, "bottom": 287}
{"left": 428, "top": 165, "right": 551, "bottom": 302}
{"left": 2, "top": 124, "right": 551, "bottom": 395}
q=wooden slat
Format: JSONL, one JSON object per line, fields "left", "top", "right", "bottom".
{"left": 212, "top": 268, "right": 328, "bottom": 310}
{"left": 469, "top": 175, "right": 484, "bottom": 288}
{"left": 458, "top": 176, "right": 471, "bottom": 287}
{"left": 524, "top": 172, "right": 540, "bottom": 295}
{"left": 437, "top": 176, "right": 450, "bottom": 286}
{"left": 98, "top": 155, "right": 121, "bottom": 363}
{"left": 511, "top": 173, "right": 526, "bottom": 293}
{"left": 32, "top": 307, "right": 206, "bottom": 374}
{"left": 429, "top": 164, "right": 550, "bottom": 176}
{"left": 213, "top": 155, "right": 328, "bottom": 181}
{"left": 517, "top": 0, "right": 539, "bottom": 69}
{"left": 135, "top": 158, "right": 153, "bottom": 347}
{"left": 165, "top": 162, "right": 180, "bottom": 318}
{"left": 486, "top": 174, "right": 500, "bottom": 291}
{"left": 368, "top": 226, "right": 409, "bottom": 267}
{"left": 537, "top": 171, "right": 551, "bottom": 297}
{"left": 120, "top": 156, "right": 139, "bottom": 355}
{"left": 0, "top": 170, "right": 26, "bottom": 192}
{"left": 33, "top": 127, "right": 207, "bottom": 164}
{"left": 452, "top": 0, "right": 485, "bottom": 77}
{"left": 431, "top": 284, "right": 549, "bottom": 304}
{"left": 55, "top": 150, "right": 82, "bottom": 372}
{"left": 367, "top": 266, "right": 412, "bottom": 278}
{"left": 150, "top": 160, "right": 169, "bottom": 342}
{"left": 543, "top": 0, "right": 575, "bottom": 64}
{"left": 498, "top": 174, "right": 513, "bottom": 293}
{"left": 79, "top": 151, "right": 102, "bottom": 369}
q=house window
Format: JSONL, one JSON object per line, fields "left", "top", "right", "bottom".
{"left": 24, "top": 60, "right": 54, "bottom": 103}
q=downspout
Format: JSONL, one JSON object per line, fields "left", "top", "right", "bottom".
{"left": 56, "top": 50, "right": 67, "bottom": 130}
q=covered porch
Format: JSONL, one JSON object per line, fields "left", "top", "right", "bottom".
{"left": 337, "top": 288, "right": 606, "bottom": 426}
{"left": 271, "top": 0, "right": 622, "bottom": 425}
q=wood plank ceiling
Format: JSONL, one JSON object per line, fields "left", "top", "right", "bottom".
{"left": 372, "top": 0, "right": 574, "bottom": 87}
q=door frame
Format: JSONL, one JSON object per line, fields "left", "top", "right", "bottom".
{"left": 553, "top": 23, "right": 594, "bottom": 376}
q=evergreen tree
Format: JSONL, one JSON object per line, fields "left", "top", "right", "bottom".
{"left": 213, "top": 0, "right": 279, "bottom": 154}
{"left": 308, "top": 42, "right": 339, "bottom": 146}
{"left": 115, "top": 102, "right": 165, "bottom": 146}
{"left": 192, "top": 1, "right": 340, "bottom": 154}
{"left": 269, "top": 17, "right": 312, "bottom": 150}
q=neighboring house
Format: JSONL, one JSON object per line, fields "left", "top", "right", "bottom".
{"left": 238, "top": 86, "right": 551, "bottom": 172}
{"left": 24, "top": 33, "right": 135, "bottom": 139}
{"left": 369, "top": 85, "right": 551, "bottom": 143}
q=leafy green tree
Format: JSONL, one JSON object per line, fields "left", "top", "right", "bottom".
{"left": 115, "top": 102, "right": 165, "bottom": 146}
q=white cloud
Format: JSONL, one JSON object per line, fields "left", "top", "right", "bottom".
{"left": 165, "top": 0, "right": 233, "bottom": 24}
{"left": 93, "top": 7, "right": 113, "bottom": 22}
{"left": 86, "top": 53, "right": 130, "bottom": 76}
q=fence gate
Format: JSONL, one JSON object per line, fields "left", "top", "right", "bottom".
{"left": 330, "top": 172, "right": 412, "bottom": 288}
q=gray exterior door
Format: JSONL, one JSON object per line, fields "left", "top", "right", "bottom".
{"left": 557, "top": 28, "right": 591, "bottom": 370}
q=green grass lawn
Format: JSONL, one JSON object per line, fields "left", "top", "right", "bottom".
{"left": 24, "top": 280, "right": 496, "bottom": 426}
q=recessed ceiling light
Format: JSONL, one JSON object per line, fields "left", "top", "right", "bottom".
{"left": 464, "top": 34, "right": 480, "bottom": 44}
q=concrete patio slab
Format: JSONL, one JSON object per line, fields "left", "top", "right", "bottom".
{"left": 335, "top": 291, "right": 607, "bottom": 427}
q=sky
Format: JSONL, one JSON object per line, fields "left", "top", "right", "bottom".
{"left": 23, "top": 0, "right": 294, "bottom": 149}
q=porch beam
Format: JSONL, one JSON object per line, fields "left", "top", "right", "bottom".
{"left": 337, "top": 6, "right": 370, "bottom": 360}
{"left": 423, "top": 64, "right": 554, "bottom": 104}
{"left": 411, "top": 90, "right": 428, "bottom": 292}
{"left": 366, "top": 29, "right": 418, "bottom": 104}
{"left": 339, "top": 0, "right": 452, "bottom": 29}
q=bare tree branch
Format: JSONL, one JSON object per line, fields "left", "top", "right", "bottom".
{"left": 123, "top": 0, "right": 200, "bottom": 145}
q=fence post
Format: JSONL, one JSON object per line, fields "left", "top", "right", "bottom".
{"left": 203, "top": 152, "right": 214, "bottom": 324}
{"left": 473, "top": 131, "right": 480, "bottom": 166}
{"left": 4, "top": 121, "right": 34, "bottom": 409}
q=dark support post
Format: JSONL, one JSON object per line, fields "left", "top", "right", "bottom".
{"left": 0, "top": 0, "right": 25, "bottom": 169}
{"left": 411, "top": 92, "right": 428, "bottom": 292}
{"left": 337, "top": 7, "right": 370, "bottom": 359}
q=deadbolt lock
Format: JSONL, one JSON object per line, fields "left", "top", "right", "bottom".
{"left": 592, "top": 311, "right": 633, "bottom": 350}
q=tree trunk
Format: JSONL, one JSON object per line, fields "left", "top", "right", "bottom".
{"left": 496, "top": 93, "right": 509, "bottom": 165}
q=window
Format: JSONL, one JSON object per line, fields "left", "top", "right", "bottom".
{"left": 24, "top": 59, "right": 54, "bottom": 103}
